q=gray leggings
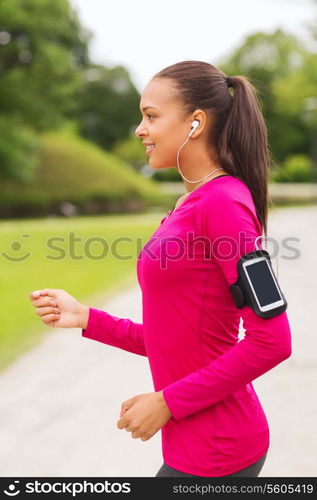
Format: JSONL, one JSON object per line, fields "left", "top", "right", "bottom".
{"left": 155, "top": 451, "right": 267, "bottom": 477}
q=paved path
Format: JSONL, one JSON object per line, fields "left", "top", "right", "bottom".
{"left": 0, "top": 205, "right": 316, "bottom": 477}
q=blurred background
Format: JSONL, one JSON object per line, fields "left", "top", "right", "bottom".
{"left": 0, "top": 0, "right": 316, "bottom": 477}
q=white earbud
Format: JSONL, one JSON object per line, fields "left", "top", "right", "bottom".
{"left": 177, "top": 119, "right": 224, "bottom": 183}
{"left": 188, "top": 119, "right": 200, "bottom": 137}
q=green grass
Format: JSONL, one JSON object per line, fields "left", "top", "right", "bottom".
{"left": 0, "top": 211, "right": 164, "bottom": 372}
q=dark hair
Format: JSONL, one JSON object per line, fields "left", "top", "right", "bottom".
{"left": 153, "top": 60, "right": 271, "bottom": 237}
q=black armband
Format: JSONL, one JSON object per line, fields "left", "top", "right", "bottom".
{"left": 229, "top": 250, "right": 288, "bottom": 319}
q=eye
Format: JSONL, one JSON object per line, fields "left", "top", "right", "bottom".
{"left": 146, "top": 114, "right": 156, "bottom": 120}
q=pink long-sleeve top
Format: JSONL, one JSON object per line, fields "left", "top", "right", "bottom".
{"left": 82, "top": 174, "right": 292, "bottom": 476}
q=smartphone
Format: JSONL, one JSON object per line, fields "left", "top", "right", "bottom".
{"left": 242, "top": 256, "right": 286, "bottom": 313}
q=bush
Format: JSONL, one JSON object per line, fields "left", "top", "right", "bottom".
{"left": 152, "top": 167, "right": 182, "bottom": 182}
{"left": 270, "top": 154, "right": 314, "bottom": 182}
{"left": 0, "top": 116, "right": 41, "bottom": 183}
{"left": 0, "top": 130, "right": 171, "bottom": 218}
{"left": 112, "top": 134, "right": 147, "bottom": 171}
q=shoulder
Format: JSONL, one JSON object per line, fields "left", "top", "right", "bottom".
{"left": 194, "top": 176, "right": 262, "bottom": 234}
{"left": 175, "top": 193, "right": 189, "bottom": 209}
{"left": 197, "top": 176, "right": 254, "bottom": 211}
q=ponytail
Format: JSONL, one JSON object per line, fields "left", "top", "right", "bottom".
{"left": 217, "top": 75, "right": 270, "bottom": 237}
{"left": 154, "top": 61, "right": 271, "bottom": 237}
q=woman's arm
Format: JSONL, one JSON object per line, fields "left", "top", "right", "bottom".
{"left": 82, "top": 307, "right": 147, "bottom": 357}
{"left": 162, "top": 187, "right": 292, "bottom": 420}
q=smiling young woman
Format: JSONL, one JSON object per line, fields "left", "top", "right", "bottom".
{"left": 30, "top": 60, "right": 292, "bottom": 478}
{"left": 135, "top": 62, "right": 270, "bottom": 236}
{"left": 135, "top": 77, "right": 228, "bottom": 205}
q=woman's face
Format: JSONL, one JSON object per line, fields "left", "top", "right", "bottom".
{"left": 135, "top": 78, "right": 191, "bottom": 169}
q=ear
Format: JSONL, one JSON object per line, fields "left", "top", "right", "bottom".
{"left": 189, "top": 109, "right": 208, "bottom": 137}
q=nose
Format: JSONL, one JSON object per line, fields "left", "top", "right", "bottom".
{"left": 134, "top": 119, "right": 146, "bottom": 138}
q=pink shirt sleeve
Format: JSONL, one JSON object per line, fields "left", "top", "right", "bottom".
{"left": 162, "top": 187, "right": 292, "bottom": 420}
{"left": 82, "top": 307, "right": 147, "bottom": 357}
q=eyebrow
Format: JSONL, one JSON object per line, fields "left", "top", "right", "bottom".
{"left": 140, "top": 105, "right": 159, "bottom": 112}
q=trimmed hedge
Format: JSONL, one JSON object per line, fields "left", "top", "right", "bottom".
{"left": 0, "top": 131, "right": 171, "bottom": 217}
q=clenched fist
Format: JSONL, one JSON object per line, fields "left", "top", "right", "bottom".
{"left": 29, "top": 289, "right": 89, "bottom": 329}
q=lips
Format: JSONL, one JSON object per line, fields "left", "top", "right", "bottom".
{"left": 143, "top": 143, "right": 156, "bottom": 155}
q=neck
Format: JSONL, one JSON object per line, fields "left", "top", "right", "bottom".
{"left": 177, "top": 143, "right": 225, "bottom": 193}
{"left": 183, "top": 167, "right": 226, "bottom": 193}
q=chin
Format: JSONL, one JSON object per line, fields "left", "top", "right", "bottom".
{"left": 149, "top": 156, "right": 175, "bottom": 170}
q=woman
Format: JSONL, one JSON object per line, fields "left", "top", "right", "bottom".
{"left": 29, "top": 61, "right": 292, "bottom": 477}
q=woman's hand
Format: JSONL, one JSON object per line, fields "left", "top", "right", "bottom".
{"left": 29, "top": 288, "right": 89, "bottom": 329}
{"left": 117, "top": 391, "right": 172, "bottom": 441}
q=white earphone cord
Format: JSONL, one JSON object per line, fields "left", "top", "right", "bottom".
{"left": 254, "top": 236, "right": 279, "bottom": 280}
{"left": 177, "top": 129, "right": 279, "bottom": 277}
{"left": 176, "top": 131, "right": 223, "bottom": 184}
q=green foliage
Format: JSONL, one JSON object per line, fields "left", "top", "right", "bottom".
{"left": 219, "top": 29, "right": 316, "bottom": 164}
{"left": 112, "top": 134, "right": 147, "bottom": 171}
{"left": 2, "top": 1, "right": 315, "bottom": 190}
{"left": 270, "top": 155, "right": 314, "bottom": 182}
{"left": 72, "top": 64, "right": 141, "bottom": 150}
{"left": 272, "top": 53, "right": 317, "bottom": 118}
{"left": 0, "top": 115, "right": 41, "bottom": 182}
{"left": 0, "top": 130, "right": 168, "bottom": 217}
{"left": 220, "top": 29, "right": 306, "bottom": 80}
{"left": 152, "top": 168, "right": 182, "bottom": 182}
{"left": 0, "top": 0, "right": 91, "bottom": 181}
{"left": 0, "top": 0, "right": 90, "bottom": 130}
{"left": 0, "top": 0, "right": 143, "bottom": 179}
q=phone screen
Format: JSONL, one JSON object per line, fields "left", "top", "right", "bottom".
{"left": 244, "top": 259, "right": 282, "bottom": 307}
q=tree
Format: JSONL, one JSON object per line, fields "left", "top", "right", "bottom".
{"left": 72, "top": 64, "right": 141, "bottom": 151}
{"left": 0, "top": 0, "right": 90, "bottom": 181}
{"left": 219, "top": 29, "right": 314, "bottom": 165}
{"left": 0, "top": 0, "right": 90, "bottom": 129}
{"left": 0, "top": 116, "right": 40, "bottom": 182}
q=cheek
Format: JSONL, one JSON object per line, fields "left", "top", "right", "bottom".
{"left": 151, "top": 119, "right": 186, "bottom": 163}
{"left": 151, "top": 136, "right": 182, "bottom": 168}
{"left": 155, "top": 117, "right": 181, "bottom": 141}
{"left": 156, "top": 122, "right": 181, "bottom": 146}
{"left": 154, "top": 137, "right": 175, "bottom": 160}
{"left": 161, "top": 131, "right": 184, "bottom": 155}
